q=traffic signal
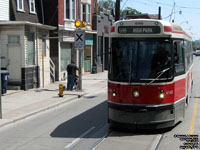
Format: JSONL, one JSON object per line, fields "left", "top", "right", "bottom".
{"left": 75, "top": 20, "right": 87, "bottom": 28}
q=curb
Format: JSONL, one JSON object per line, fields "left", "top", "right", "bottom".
{"left": 0, "top": 92, "right": 88, "bottom": 128}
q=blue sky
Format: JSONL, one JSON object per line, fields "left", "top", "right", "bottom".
{"left": 119, "top": 0, "right": 200, "bottom": 40}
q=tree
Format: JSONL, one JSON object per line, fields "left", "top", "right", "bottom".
{"left": 121, "top": 7, "right": 141, "bottom": 16}
{"left": 98, "top": 0, "right": 141, "bottom": 16}
{"left": 98, "top": 0, "right": 115, "bottom": 12}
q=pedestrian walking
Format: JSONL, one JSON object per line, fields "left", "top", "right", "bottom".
{"left": 66, "top": 61, "right": 78, "bottom": 91}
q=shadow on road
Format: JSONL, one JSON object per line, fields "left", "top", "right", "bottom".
{"left": 50, "top": 101, "right": 108, "bottom": 138}
{"left": 50, "top": 98, "right": 178, "bottom": 139}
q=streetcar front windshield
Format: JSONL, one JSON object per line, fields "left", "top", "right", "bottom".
{"left": 109, "top": 38, "right": 173, "bottom": 82}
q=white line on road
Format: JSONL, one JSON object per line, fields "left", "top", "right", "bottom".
{"left": 91, "top": 132, "right": 108, "bottom": 150}
{"left": 149, "top": 134, "right": 163, "bottom": 150}
{"left": 64, "top": 126, "right": 95, "bottom": 149}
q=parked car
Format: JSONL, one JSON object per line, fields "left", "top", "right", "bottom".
{"left": 193, "top": 51, "right": 200, "bottom": 56}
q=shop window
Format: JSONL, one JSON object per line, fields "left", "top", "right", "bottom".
{"left": 61, "top": 43, "right": 72, "bottom": 71}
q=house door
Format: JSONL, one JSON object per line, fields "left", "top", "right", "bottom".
{"left": 7, "top": 45, "right": 21, "bottom": 82}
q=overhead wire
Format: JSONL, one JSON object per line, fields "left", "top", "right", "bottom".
{"left": 126, "top": 0, "right": 200, "bottom": 39}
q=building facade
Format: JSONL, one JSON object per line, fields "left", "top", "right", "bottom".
{"left": 92, "top": 9, "right": 114, "bottom": 73}
{"left": 47, "top": 0, "right": 98, "bottom": 81}
{"left": 0, "top": 0, "right": 55, "bottom": 90}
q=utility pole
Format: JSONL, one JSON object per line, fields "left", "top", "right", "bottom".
{"left": 115, "top": 0, "right": 120, "bottom": 21}
{"left": 0, "top": 58, "right": 2, "bottom": 119}
{"left": 158, "top": 7, "right": 161, "bottom": 20}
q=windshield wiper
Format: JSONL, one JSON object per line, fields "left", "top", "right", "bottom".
{"left": 147, "top": 66, "right": 173, "bottom": 86}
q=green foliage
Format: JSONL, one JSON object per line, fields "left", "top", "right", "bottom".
{"left": 121, "top": 7, "right": 142, "bottom": 16}
{"left": 98, "top": 0, "right": 141, "bottom": 16}
{"left": 98, "top": 0, "right": 115, "bottom": 12}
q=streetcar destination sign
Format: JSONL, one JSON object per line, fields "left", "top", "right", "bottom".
{"left": 118, "top": 26, "right": 161, "bottom": 34}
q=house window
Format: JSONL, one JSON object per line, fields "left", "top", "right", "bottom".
{"left": 88, "top": 4, "right": 91, "bottom": 23}
{"left": 72, "top": 0, "right": 75, "bottom": 20}
{"left": 82, "top": 4, "right": 91, "bottom": 23}
{"left": 27, "top": 33, "right": 35, "bottom": 65}
{"left": 29, "top": 0, "right": 36, "bottom": 14}
{"left": 17, "top": 0, "right": 24, "bottom": 12}
{"left": 93, "top": 2, "right": 96, "bottom": 13}
{"left": 65, "top": 0, "right": 70, "bottom": 19}
{"left": 65, "top": 0, "right": 76, "bottom": 20}
{"left": 42, "top": 39, "right": 46, "bottom": 57}
{"left": 82, "top": 4, "right": 86, "bottom": 21}
{"left": 8, "top": 35, "right": 20, "bottom": 44}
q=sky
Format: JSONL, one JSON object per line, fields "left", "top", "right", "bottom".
{"left": 119, "top": 0, "right": 200, "bottom": 41}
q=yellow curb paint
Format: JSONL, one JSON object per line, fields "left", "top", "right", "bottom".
{"left": 186, "top": 94, "right": 199, "bottom": 150}
{"left": 189, "top": 94, "right": 198, "bottom": 135}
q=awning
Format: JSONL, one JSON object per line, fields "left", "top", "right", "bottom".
{"left": 0, "top": 21, "right": 56, "bottom": 30}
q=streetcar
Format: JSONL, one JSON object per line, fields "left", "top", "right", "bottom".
{"left": 108, "top": 19, "right": 193, "bottom": 129}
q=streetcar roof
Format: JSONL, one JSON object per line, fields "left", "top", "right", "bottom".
{"left": 111, "top": 19, "right": 192, "bottom": 41}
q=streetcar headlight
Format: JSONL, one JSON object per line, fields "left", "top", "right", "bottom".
{"left": 133, "top": 89, "right": 140, "bottom": 98}
{"left": 113, "top": 92, "right": 116, "bottom": 97}
{"left": 159, "top": 89, "right": 165, "bottom": 99}
{"left": 112, "top": 89, "right": 116, "bottom": 97}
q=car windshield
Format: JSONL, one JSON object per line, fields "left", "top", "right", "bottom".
{"left": 109, "top": 38, "right": 173, "bottom": 82}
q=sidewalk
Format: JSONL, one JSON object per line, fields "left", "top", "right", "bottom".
{"left": 0, "top": 71, "right": 108, "bottom": 128}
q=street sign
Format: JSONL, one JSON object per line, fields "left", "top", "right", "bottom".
{"left": 74, "top": 29, "right": 85, "bottom": 50}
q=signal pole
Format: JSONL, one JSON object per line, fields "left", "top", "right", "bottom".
{"left": 78, "top": 50, "right": 82, "bottom": 90}
{"left": 74, "top": 20, "right": 86, "bottom": 91}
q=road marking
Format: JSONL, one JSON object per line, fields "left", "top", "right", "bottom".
{"left": 64, "top": 126, "right": 95, "bottom": 149}
{"left": 91, "top": 130, "right": 110, "bottom": 150}
{"left": 186, "top": 94, "right": 199, "bottom": 150}
{"left": 149, "top": 134, "right": 163, "bottom": 150}
{"left": 189, "top": 94, "right": 198, "bottom": 135}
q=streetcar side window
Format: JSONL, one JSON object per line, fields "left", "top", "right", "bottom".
{"left": 174, "top": 41, "right": 185, "bottom": 74}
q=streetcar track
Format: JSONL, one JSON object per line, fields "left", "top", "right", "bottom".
{"left": 154, "top": 134, "right": 164, "bottom": 150}
{"left": 91, "top": 130, "right": 111, "bottom": 150}
{"left": 64, "top": 126, "right": 96, "bottom": 149}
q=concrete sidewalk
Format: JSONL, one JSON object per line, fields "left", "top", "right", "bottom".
{"left": 0, "top": 71, "right": 108, "bottom": 128}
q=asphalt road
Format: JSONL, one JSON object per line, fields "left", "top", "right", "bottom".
{"left": 0, "top": 89, "right": 108, "bottom": 150}
{"left": 0, "top": 57, "right": 199, "bottom": 150}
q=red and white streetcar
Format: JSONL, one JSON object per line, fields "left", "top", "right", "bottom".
{"left": 108, "top": 19, "right": 193, "bottom": 129}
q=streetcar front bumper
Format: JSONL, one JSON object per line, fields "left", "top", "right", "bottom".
{"left": 108, "top": 101, "right": 185, "bottom": 130}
